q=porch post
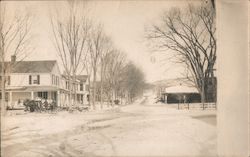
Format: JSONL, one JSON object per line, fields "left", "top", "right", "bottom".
{"left": 9, "top": 91, "right": 12, "bottom": 107}
{"left": 66, "top": 93, "right": 69, "bottom": 107}
{"left": 57, "top": 90, "right": 60, "bottom": 107}
{"left": 31, "top": 91, "right": 34, "bottom": 100}
{"left": 164, "top": 94, "right": 168, "bottom": 103}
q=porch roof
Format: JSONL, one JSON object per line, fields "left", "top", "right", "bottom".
{"left": 5, "top": 86, "right": 64, "bottom": 92}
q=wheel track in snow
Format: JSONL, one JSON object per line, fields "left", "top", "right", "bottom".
{"left": 1, "top": 107, "right": 134, "bottom": 157}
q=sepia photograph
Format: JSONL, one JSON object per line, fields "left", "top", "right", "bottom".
{"left": 0, "top": 0, "right": 249, "bottom": 157}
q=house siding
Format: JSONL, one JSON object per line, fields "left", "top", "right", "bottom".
{"left": 9, "top": 73, "right": 51, "bottom": 87}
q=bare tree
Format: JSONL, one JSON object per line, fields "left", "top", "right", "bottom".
{"left": 99, "top": 37, "right": 113, "bottom": 109}
{"left": 122, "top": 62, "right": 145, "bottom": 103}
{"left": 82, "top": 51, "right": 92, "bottom": 107}
{"left": 146, "top": 2, "right": 216, "bottom": 107}
{"left": 88, "top": 24, "right": 109, "bottom": 109}
{"left": 103, "top": 50, "right": 127, "bottom": 107}
{"left": 50, "top": 1, "right": 91, "bottom": 108}
{"left": 0, "top": 3, "right": 33, "bottom": 115}
{"left": 100, "top": 50, "right": 145, "bottom": 106}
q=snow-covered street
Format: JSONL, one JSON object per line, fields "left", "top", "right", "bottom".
{"left": 1, "top": 95, "right": 217, "bottom": 157}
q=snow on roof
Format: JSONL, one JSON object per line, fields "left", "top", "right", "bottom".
{"left": 164, "top": 85, "right": 198, "bottom": 93}
{"left": 1, "top": 60, "right": 56, "bottom": 73}
{"left": 62, "top": 74, "right": 88, "bottom": 83}
{"left": 76, "top": 75, "right": 88, "bottom": 82}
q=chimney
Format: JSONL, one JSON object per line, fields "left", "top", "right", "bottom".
{"left": 11, "top": 55, "right": 16, "bottom": 62}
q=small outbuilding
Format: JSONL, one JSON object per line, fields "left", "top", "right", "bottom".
{"left": 161, "top": 85, "right": 201, "bottom": 104}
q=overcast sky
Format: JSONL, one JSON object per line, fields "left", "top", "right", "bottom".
{"left": 3, "top": 0, "right": 201, "bottom": 83}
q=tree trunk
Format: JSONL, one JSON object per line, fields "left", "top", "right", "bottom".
{"left": 68, "top": 74, "right": 72, "bottom": 109}
{"left": 100, "top": 65, "right": 103, "bottom": 109}
{"left": 87, "top": 76, "right": 91, "bottom": 107}
{"left": 92, "top": 68, "right": 96, "bottom": 110}
{"left": 1, "top": 58, "right": 6, "bottom": 115}
{"left": 73, "top": 73, "right": 77, "bottom": 107}
{"left": 201, "top": 80, "right": 206, "bottom": 110}
{"left": 120, "top": 92, "right": 123, "bottom": 105}
{"left": 127, "top": 92, "right": 130, "bottom": 104}
{"left": 107, "top": 93, "right": 111, "bottom": 107}
{"left": 111, "top": 88, "right": 115, "bottom": 107}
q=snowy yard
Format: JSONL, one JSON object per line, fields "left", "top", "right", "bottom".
{"left": 1, "top": 95, "right": 217, "bottom": 157}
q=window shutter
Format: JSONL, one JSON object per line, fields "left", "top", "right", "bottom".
{"left": 37, "top": 75, "right": 40, "bottom": 84}
{"left": 29, "top": 75, "right": 32, "bottom": 85}
{"left": 8, "top": 76, "right": 10, "bottom": 85}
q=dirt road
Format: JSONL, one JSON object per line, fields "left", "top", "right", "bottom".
{"left": 1, "top": 96, "right": 217, "bottom": 157}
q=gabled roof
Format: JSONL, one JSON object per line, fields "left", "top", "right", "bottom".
{"left": 76, "top": 75, "right": 88, "bottom": 82}
{"left": 0, "top": 60, "right": 57, "bottom": 73}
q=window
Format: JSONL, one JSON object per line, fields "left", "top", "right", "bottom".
{"left": 56, "top": 76, "right": 59, "bottom": 86}
{"left": 29, "top": 75, "right": 40, "bottom": 85}
{"left": 52, "top": 92, "right": 57, "bottom": 100}
{"left": 29, "top": 75, "right": 32, "bottom": 84}
{"left": 66, "top": 81, "right": 69, "bottom": 89}
{"left": 52, "top": 75, "right": 59, "bottom": 86}
{"left": 33, "top": 77, "right": 38, "bottom": 84}
{"left": 38, "top": 92, "right": 48, "bottom": 99}
{"left": 80, "top": 84, "right": 83, "bottom": 91}
{"left": 37, "top": 75, "right": 40, "bottom": 84}
{"left": 52, "top": 74, "right": 54, "bottom": 85}
{"left": 33, "top": 75, "right": 39, "bottom": 84}
{"left": 0, "top": 93, "right": 8, "bottom": 101}
{"left": 81, "top": 95, "right": 83, "bottom": 102}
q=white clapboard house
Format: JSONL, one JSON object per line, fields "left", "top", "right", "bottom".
{"left": 0, "top": 58, "right": 89, "bottom": 108}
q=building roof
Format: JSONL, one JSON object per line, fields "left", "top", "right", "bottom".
{"left": 164, "top": 85, "right": 198, "bottom": 94}
{"left": 154, "top": 78, "right": 195, "bottom": 88}
{"left": 76, "top": 75, "right": 88, "bottom": 82}
{"left": 1, "top": 60, "right": 57, "bottom": 73}
{"left": 62, "top": 74, "right": 88, "bottom": 83}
